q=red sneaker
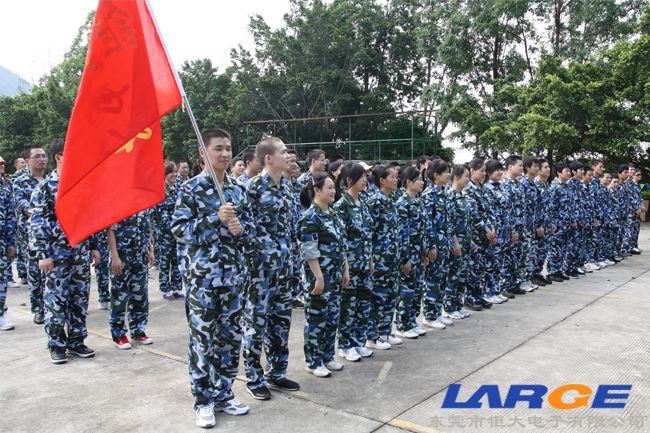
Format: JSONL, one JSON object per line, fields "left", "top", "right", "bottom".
{"left": 134, "top": 335, "right": 153, "bottom": 345}
{"left": 115, "top": 335, "right": 132, "bottom": 350}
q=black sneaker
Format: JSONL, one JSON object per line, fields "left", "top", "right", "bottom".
{"left": 531, "top": 276, "right": 546, "bottom": 286}
{"left": 246, "top": 385, "right": 271, "bottom": 401}
{"left": 630, "top": 248, "right": 641, "bottom": 255}
{"left": 559, "top": 273, "right": 571, "bottom": 280}
{"left": 541, "top": 276, "right": 553, "bottom": 285}
{"left": 463, "top": 301, "right": 483, "bottom": 311}
{"left": 500, "top": 290, "right": 515, "bottom": 299}
{"left": 50, "top": 347, "right": 68, "bottom": 364}
{"left": 268, "top": 377, "right": 300, "bottom": 391}
{"left": 478, "top": 298, "right": 493, "bottom": 309}
{"left": 567, "top": 271, "right": 580, "bottom": 279}
{"left": 33, "top": 312, "right": 44, "bottom": 325}
{"left": 512, "top": 287, "right": 526, "bottom": 295}
{"left": 548, "top": 274, "right": 564, "bottom": 283}
{"left": 68, "top": 345, "right": 95, "bottom": 358}
{"left": 292, "top": 298, "right": 304, "bottom": 308}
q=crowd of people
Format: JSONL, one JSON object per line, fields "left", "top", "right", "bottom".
{"left": 0, "top": 129, "right": 645, "bottom": 429}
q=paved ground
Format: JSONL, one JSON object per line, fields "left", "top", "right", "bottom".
{"left": 1, "top": 227, "right": 649, "bottom": 433}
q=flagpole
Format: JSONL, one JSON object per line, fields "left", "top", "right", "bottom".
{"left": 144, "top": 0, "right": 226, "bottom": 205}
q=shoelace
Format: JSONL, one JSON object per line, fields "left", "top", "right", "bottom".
{"left": 198, "top": 404, "right": 214, "bottom": 416}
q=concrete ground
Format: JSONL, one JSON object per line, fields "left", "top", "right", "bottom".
{"left": 1, "top": 227, "right": 649, "bottom": 433}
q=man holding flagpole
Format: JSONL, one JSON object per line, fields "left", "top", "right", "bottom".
{"left": 172, "top": 128, "right": 256, "bottom": 428}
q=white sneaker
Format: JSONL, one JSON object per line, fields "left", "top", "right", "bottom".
{"left": 7, "top": 281, "right": 20, "bottom": 289}
{"left": 521, "top": 282, "right": 535, "bottom": 292}
{"left": 437, "top": 315, "right": 454, "bottom": 326}
{"left": 0, "top": 315, "right": 15, "bottom": 331}
{"left": 576, "top": 267, "right": 586, "bottom": 275}
{"left": 459, "top": 308, "right": 471, "bottom": 318}
{"left": 395, "top": 329, "right": 419, "bottom": 339}
{"left": 387, "top": 334, "right": 403, "bottom": 345}
{"left": 98, "top": 301, "right": 110, "bottom": 310}
{"left": 195, "top": 403, "right": 216, "bottom": 428}
{"left": 529, "top": 281, "right": 539, "bottom": 289}
{"left": 497, "top": 294, "right": 509, "bottom": 302}
{"left": 305, "top": 365, "right": 331, "bottom": 377}
{"left": 413, "top": 326, "right": 427, "bottom": 335}
{"left": 605, "top": 259, "right": 615, "bottom": 266}
{"left": 355, "top": 346, "right": 373, "bottom": 358}
{"left": 338, "top": 348, "right": 361, "bottom": 362}
{"left": 486, "top": 295, "right": 503, "bottom": 304}
{"left": 422, "top": 318, "right": 446, "bottom": 329}
{"left": 366, "top": 338, "right": 391, "bottom": 350}
{"left": 325, "top": 360, "right": 344, "bottom": 371}
{"left": 214, "top": 397, "right": 249, "bottom": 416}
{"left": 597, "top": 261, "right": 609, "bottom": 268}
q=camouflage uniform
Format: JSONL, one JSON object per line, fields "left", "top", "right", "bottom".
{"left": 243, "top": 171, "right": 294, "bottom": 390}
{"left": 236, "top": 171, "right": 252, "bottom": 186}
{"left": 624, "top": 179, "right": 641, "bottom": 252}
{"left": 332, "top": 192, "right": 372, "bottom": 349}
{"left": 547, "top": 178, "right": 573, "bottom": 274}
{"left": 29, "top": 170, "right": 98, "bottom": 349}
{"left": 463, "top": 180, "right": 495, "bottom": 303}
{"left": 10, "top": 169, "right": 27, "bottom": 281}
{"left": 154, "top": 183, "right": 182, "bottom": 293}
{"left": 298, "top": 203, "right": 347, "bottom": 369}
{"left": 0, "top": 177, "right": 16, "bottom": 317}
{"left": 520, "top": 176, "right": 542, "bottom": 281}
{"left": 288, "top": 178, "right": 304, "bottom": 299}
{"left": 171, "top": 173, "right": 255, "bottom": 408}
{"left": 445, "top": 188, "right": 470, "bottom": 311}
{"left": 590, "top": 176, "right": 609, "bottom": 264}
{"left": 484, "top": 180, "right": 513, "bottom": 294}
{"left": 499, "top": 176, "right": 525, "bottom": 290}
{"left": 367, "top": 191, "right": 400, "bottom": 340}
{"left": 581, "top": 180, "right": 597, "bottom": 264}
{"left": 567, "top": 178, "right": 586, "bottom": 271}
{"left": 93, "top": 230, "right": 110, "bottom": 303}
{"left": 603, "top": 187, "right": 619, "bottom": 257}
{"left": 395, "top": 192, "right": 428, "bottom": 332}
{"left": 109, "top": 210, "right": 152, "bottom": 342}
{"left": 421, "top": 184, "right": 451, "bottom": 321}
{"left": 533, "top": 179, "right": 552, "bottom": 279}
{"left": 14, "top": 169, "right": 45, "bottom": 315}
{"left": 614, "top": 185, "right": 628, "bottom": 254}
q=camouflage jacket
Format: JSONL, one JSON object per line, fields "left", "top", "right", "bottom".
{"left": 548, "top": 178, "right": 574, "bottom": 233}
{"left": 421, "top": 183, "right": 451, "bottom": 252}
{"left": 12, "top": 168, "right": 42, "bottom": 227}
{"left": 29, "top": 170, "right": 98, "bottom": 262}
{"left": 332, "top": 192, "right": 372, "bottom": 275}
{"left": 111, "top": 209, "right": 152, "bottom": 266}
{"left": 246, "top": 170, "right": 293, "bottom": 266}
{"left": 484, "top": 180, "right": 514, "bottom": 243}
{"left": 463, "top": 180, "right": 495, "bottom": 244}
{"left": 395, "top": 192, "right": 428, "bottom": 266}
{"left": 0, "top": 177, "right": 16, "bottom": 254}
{"left": 520, "top": 176, "right": 542, "bottom": 231}
{"left": 171, "top": 172, "right": 255, "bottom": 287}
{"left": 501, "top": 175, "right": 526, "bottom": 234}
{"left": 153, "top": 183, "right": 178, "bottom": 236}
{"left": 367, "top": 190, "right": 400, "bottom": 271}
{"left": 298, "top": 203, "right": 348, "bottom": 275}
{"left": 446, "top": 188, "right": 471, "bottom": 248}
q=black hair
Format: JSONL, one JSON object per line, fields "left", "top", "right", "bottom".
{"left": 335, "top": 162, "right": 366, "bottom": 200}
{"left": 485, "top": 159, "right": 503, "bottom": 176}
{"left": 569, "top": 161, "right": 584, "bottom": 172}
{"left": 388, "top": 161, "right": 400, "bottom": 168}
{"left": 242, "top": 150, "right": 256, "bottom": 167}
{"left": 300, "top": 171, "right": 331, "bottom": 208}
{"left": 327, "top": 160, "right": 344, "bottom": 178}
{"left": 555, "top": 162, "right": 570, "bottom": 175}
{"left": 400, "top": 166, "right": 422, "bottom": 188}
{"left": 522, "top": 156, "right": 538, "bottom": 172}
{"left": 369, "top": 165, "right": 395, "bottom": 188}
{"left": 230, "top": 157, "right": 242, "bottom": 167}
{"left": 505, "top": 155, "right": 522, "bottom": 169}
{"left": 590, "top": 159, "right": 604, "bottom": 169}
{"left": 451, "top": 164, "right": 468, "bottom": 181}
{"left": 49, "top": 139, "right": 64, "bottom": 157}
{"left": 537, "top": 157, "right": 548, "bottom": 167}
{"left": 616, "top": 164, "right": 629, "bottom": 174}
{"left": 426, "top": 159, "right": 450, "bottom": 180}
{"left": 331, "top": 154, "right": 345, "bottom": 163}
{"left": 468, "top": 158, "right": 485, "bottom": 171}
{"left": 287, "top": 149, "right": 297, "bottom": 156}
{"left": 202, "top": 128, "right": 231, "bottom": 144}
{"left": 306, "top": 149, "right": 326, "bottom": 167}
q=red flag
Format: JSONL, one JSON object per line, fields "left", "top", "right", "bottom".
{"left": 57, "top": 0, "right": 182, "bottom": 246}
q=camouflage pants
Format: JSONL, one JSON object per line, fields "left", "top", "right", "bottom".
{"left": 423, "top": 251, "right": 448, "bottom": 321}
{"left": 396, "top": 264, "right": 424, "bottom": 332}
{"left": 466, "top": 246, "right": 487, "bottom": 304}
{"left": 243, "top": 261, "right": 292, "bottom": 389}
{"left": 367, "top": 263, "right": 399, "bottom": 340}
{"left": 27, "top": 250, "right": 45, "bottom": 314}
{"left": 109, "top": 263, "right": 149, "bottom": 341}
{"left": 583, "top": 227, "right": 596, "bottom": 263}
{"left": 94, "top": 243, "right": 110, "bottom": 303}
{"left": 631, "top": 218, "right": 641, "bottom": 249}
{"left": 289, "top": 248, "right": 303, "bottom": 300}
{"left": 444, "top": 251, "right": 468, "bottom": 312}
{"left": 43, "top": 259, "right": 91, "bottom": 349}
{"left": 484, "top": 244, "right": 501, "bottom": 297}
{"left": 533, "top": 235, "right": 549, "bottom": 277}
{"left": 0, "top": 255, "right": 7, "bottom": 316}
{"left": 498, "top": 240, "right": 519, "bottom": 292}
{"left": 187, "top": 282, "right": 243, "bottom": 408}
{"left": 15, "top": 225, "right": 27, "bottom": 280}
{"left": 567, "top": 227, "right": 584, "bottom": 271}
{"left": 622, "top": 217, "right": 635, "bottom": 253}
{"left": 303, "top": 268, "right": 342, "bottom": 369}
{"left": 337, "top": 272, "right": 372, "bottom": 349}
{"left": 158, "top": 231, "right": 181, "bottom": 293}
{"left": 547, "top": 231, "right": 569, "bottom": 274}
{"left": 592, "top": 225, "right": 607, "bottom": 263}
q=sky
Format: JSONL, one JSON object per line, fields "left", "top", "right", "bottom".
{"left": 0, "top": 0, "right": 291, "bottom": 84}
{"left": 0, "top": 0, "right": 472, "bottom": 161}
